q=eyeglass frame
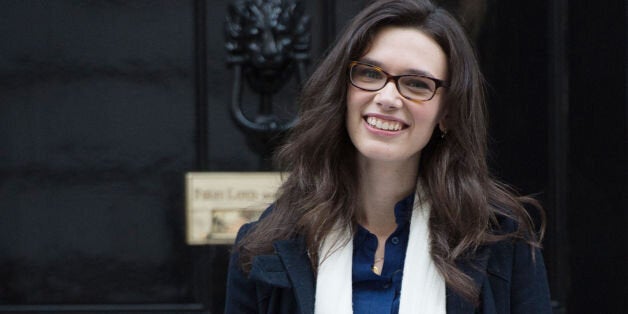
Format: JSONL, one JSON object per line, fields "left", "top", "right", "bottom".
{"left": 348, "top": 61, "right": 449, "bottom": 102}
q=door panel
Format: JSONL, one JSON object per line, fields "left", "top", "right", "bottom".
{"left": 0, "top": 0, "right": 197, "bottom": 308}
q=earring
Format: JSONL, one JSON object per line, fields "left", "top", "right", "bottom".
{"left": 440, "top": 129, "right": 448, "bottom": 139}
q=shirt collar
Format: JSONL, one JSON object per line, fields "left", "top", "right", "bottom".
{"left": 394, "top": 193, "right": 415, "bottom": 226}
{"left": 355, "top": 193, "right": 415, "bottom": 243}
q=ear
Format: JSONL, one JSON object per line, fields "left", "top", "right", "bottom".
{"left": 438, "top": 112, "right": 449, "bottom": 134}
{"left": 438, "top": 122, "right": 447, "bottom": 134}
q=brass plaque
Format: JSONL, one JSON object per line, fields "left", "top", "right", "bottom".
{"left": 185, "top": 172, "right": 283, "bottom": 245}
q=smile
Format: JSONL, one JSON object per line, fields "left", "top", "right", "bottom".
{"left": 365, "top": 116, "right": 405, "bottom": 131}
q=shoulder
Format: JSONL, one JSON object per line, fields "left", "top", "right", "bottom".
{"left": 226, "top": 205, "right": 311, "bottom": 313}
{"left": 489, "top": 210, "right": 516, "bottom": 236}
{"left": 483, "top": 215, "right": 552, "bottom": 313}
{"left": 234, "top": 204, "right": 276, "bottom": 243}
{"left": 225, "top": 205, "right": 278, "bottom": 313}
{"left": 488, "top": 214, "right": 544, "bottom": 272}
{"left": 485, "top": 213, "right": 534, "bottom": 278}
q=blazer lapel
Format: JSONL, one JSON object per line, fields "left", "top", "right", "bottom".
{"left": 274, "top": 238, "right": 315, "bottom": 314}
{"left": 446, "top": 246, "right": 492, "bottom": 314}
{"left": 253, "top": 238, "right": 491, "bottom": 314}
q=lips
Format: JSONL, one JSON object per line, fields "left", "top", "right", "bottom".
{"left": 365, "top": 116, "right": 406, "bottom": 131}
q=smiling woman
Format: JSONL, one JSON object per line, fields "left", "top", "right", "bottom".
{"left": 224, "top": 0, "right": 552, "bottom": 313}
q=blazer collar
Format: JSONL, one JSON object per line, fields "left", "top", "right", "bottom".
{"left": 252, "top": 238, "right": 491, "bottom": 314}
{"left": 447, "top": 245, "right": 492, "bottom": 314}
{"left": 273, "top": 237, "right": 315, "bottom": 314}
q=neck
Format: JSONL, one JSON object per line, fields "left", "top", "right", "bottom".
{"left": 357, "top": 156, "right": 419, "bottom": 237}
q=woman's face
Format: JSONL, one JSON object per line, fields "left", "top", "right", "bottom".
{"left": 346, "top": 26, "right": 448, "bottom": 167}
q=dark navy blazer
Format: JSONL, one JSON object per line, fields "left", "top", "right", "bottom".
{"left": 225, "top": 216, "right": 552, "bottom": 314}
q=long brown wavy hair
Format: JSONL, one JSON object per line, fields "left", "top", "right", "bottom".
{"left": 237, "top": 0, "right": 544, "bottom": 304}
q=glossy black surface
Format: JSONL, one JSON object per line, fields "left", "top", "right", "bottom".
{"left": 0, "top": 0, "right": 196, "bottom": 306}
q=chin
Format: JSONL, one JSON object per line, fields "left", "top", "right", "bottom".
{"left": 356, "top": 147, "right": 418, "bottom": 164}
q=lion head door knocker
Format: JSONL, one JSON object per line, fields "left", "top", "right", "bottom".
{"left": 225, "top": 0, "right": 311, "bottom": 167}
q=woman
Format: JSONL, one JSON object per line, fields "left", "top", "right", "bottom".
{"left": 225, "top": 0, "right": 552, "bottom": 313}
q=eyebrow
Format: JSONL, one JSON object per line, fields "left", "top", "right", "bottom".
{"left": 359, "top": 57, "right": 436, "bottom": 78}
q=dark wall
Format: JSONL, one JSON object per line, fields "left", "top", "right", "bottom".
{"left": 477, "top": 0, "right": 628, "bottom": 311}
{"left": 0, "top": 0, "right": 625, "bottom": 313}
{"left": 567, "top": 0, "right": 627, "bottom": 311}
{"left": 479, "top": 0, "right": 549, "bottom": 192}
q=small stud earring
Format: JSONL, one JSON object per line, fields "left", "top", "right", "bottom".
{"left": 440, "top": 130, "right": 448, "bottom": 139}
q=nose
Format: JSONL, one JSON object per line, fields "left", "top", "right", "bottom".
{"left": 375, "top": 81, "right": 403, "bottom": 109}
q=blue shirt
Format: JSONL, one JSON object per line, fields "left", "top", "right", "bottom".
{"left": 352, "top": 194, "right": 414, "bottom": 314}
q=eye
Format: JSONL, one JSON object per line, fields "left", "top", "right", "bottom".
{"left": 355, "top": 66, "right": 383, "bottom": 81}
{"left": 402, "top": 77, "right": 433, "bottom": 91}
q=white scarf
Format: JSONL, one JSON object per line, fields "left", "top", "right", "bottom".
{"left": 314, "top": 192, "right": 446, "bottom": 314}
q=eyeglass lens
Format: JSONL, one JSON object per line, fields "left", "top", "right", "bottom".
{"left": 350, "top": 63, "right": 437, "bottom": 101}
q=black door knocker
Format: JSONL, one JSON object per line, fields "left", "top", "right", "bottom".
{"left": 225, "top": 0, "right": 311, "bottom": 167}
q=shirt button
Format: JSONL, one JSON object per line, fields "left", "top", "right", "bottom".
{"left": 391, "top": 237, "right": 399, "bottom": 245}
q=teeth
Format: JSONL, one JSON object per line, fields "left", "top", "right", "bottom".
{"left": 366, "top": 116, "right": 402, "bottom": 131}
